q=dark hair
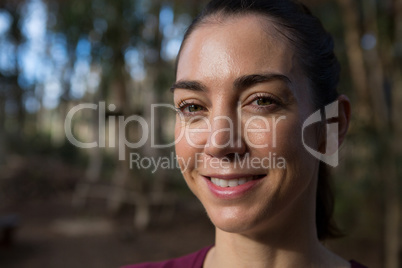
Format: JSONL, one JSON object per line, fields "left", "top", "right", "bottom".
{"left": 176, "top": 0, "right": 341, "bottom": 240}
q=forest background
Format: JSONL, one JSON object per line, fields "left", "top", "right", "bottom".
{"left": 0, "top": 0, "right": 400, "bottom": 267}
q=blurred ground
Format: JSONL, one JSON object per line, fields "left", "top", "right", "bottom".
{"left": 0, "top": 156, "right": 215, "bottom": 268}
{"left": 0, "top": 194, "right": 215, "bottom": 268}
{"left": 0, "top": 156, "right": 380, "bottom": 268}
{"left": 1, "top": 201, "right": 215, "bottom": 268}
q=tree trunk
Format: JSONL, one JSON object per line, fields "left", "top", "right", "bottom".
{"left": 337, "top": 1, "right": 401, "bottom": 267}
{"left": 362, "top": 1, "right": 401, "bottom": 267}
{"left": 336, "top": 0, "right": 371, "bottom": 123}
{"left": 0, "top": 92, "right": 6, "bottom": 166}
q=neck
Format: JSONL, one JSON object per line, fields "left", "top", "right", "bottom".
{"left": 204, "top": 183, "right": 349, "bottom": 268}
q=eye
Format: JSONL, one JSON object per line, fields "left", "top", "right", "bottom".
{"left": 250, "top": 94, "right": 279, "bottom": 107}
{"left": 254, "top": 97, "right": 274, "bottom": 106}
{"left": 176, "top": 100, "right": 206, "bottom": 115}
{"left": 245, "top": 93, "right": 282, "bottom": 112}
{"left": 187, "top": 104, "right": 204, "bottom": 113}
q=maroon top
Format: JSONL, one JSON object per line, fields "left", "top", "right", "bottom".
{"left": 120, "top": 246, "right": 212, "bottom": 268}
{"left": 121, "top": 246, "right": 367, "bottom": 268}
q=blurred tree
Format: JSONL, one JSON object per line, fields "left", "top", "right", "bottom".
{"left": 48, "top": 0, "right": 149, "bottom": 224}
{"left": 336, "top": 0, "right": 401, "bottom": 267}
{"left": 47, "top": 0, "right": 206, "bottom": 228}
{"left": 0, "top": 1, "right": 28, "bottom": 164}
{"left": 0, "top": 1, "right": 399, "bottom": 266}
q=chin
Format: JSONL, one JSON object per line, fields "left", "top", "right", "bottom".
{"left": 205, "top": 204, "right": 272, "bottom": 235}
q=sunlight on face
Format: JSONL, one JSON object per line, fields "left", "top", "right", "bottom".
{"left": 174, "top": 15, "right": 320, "bottom": 235}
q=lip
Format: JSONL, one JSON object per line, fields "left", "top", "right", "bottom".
{"left": 203, "top": 174, "right": 261, "bottom": 180}
{"left": 201, "top": 174, "right": 266, "bottom": 199}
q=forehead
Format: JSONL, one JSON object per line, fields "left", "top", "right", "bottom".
{"left": 177, "top": 14, "right": 298, "bottom": 84}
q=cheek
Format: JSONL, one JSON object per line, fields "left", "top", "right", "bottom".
{"left": 174, "top": 120, "right": 202, "bottom": 173}
{"left": 175, "top": 118, "right": 210, "bottom": 148}
{"left": 175, "top": 121, "right": 205, "bottom": 197}
{"left": 174, "top": 120, "right": 184, "bottom": 146}
{"left": 243, "top": 117, "right": 273, "bottom": 149}
{"left": 243, "top": 116, "right": 296, "bottom": 155}
{"left": 175, "top": 121, "right": 190, "bottom": 164}
{"left": 274, "top": 117, "right": 303, "bottom": 155}
{"left": 245, "top": 114, "right": 315, "bottom": 170}
{"left": 272, "top": 115, "right": 319, "bottom": 188}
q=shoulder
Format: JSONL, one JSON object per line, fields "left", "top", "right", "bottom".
{"left": 121, "top": 245, "right": 213, "bottom": 268}
{"left": 349, "top": 260, "right": 368, "bottom": 268}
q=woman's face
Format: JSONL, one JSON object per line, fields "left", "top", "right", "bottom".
{"left": 173, "top": 15, "right": 320, "bottom": 235}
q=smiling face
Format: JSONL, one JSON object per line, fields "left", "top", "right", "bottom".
{"left": 173, "top": 15, "right": 321, "bottom": 235}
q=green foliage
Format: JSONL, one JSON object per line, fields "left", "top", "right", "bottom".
{"left": 0, "top": 2, "right": 399, "bottom": 264}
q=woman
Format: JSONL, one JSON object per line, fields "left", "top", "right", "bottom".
{"left": 124, "top": 0, "right": 366, "bottom": 267}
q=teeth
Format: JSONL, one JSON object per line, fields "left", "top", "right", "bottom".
{"left": 210, "top": 177, "right": 253, "bottom": 187}
{"left": 238, "top": 178, "right": 247, "bottom": 185}
{"left": 228, "top": 180, "right": 238, "bottom": 187}
{"left": 220, "top": 180, "right": 229, "bottom": 187}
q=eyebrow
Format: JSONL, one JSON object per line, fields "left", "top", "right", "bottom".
{"left": 234, "top": 73, "right": 291, "bottom": 90}
{"left": 170, "top": 73, "right": 291, "bottom": 93}
{"left": 170, "top": 80, "right": 207, "bottom": 92}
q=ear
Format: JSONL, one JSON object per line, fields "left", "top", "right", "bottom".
{"left": 337, "top": 94, "right": 351, "bottom": 147}
{"left": 317, "top": 95, "right": 351, "bottom": 153}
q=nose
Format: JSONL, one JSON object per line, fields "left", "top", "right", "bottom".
{"left": 204, "top": 112, "right": 246, "bottom": 158}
